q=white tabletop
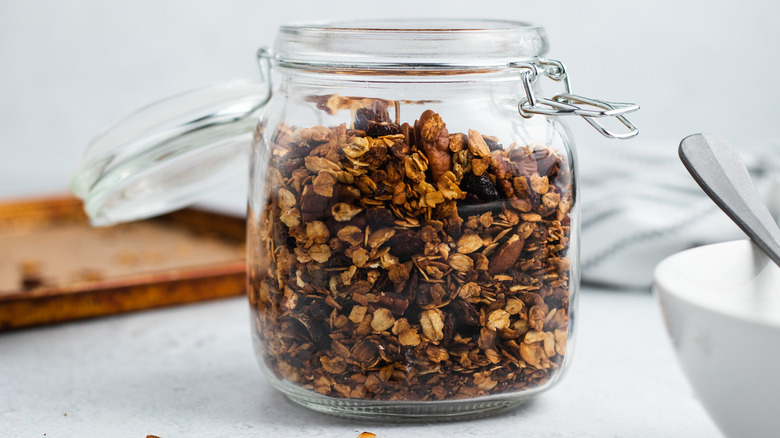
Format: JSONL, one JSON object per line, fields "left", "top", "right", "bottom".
{"left": 0, "top": 287, "right": 721, "bottom": 438}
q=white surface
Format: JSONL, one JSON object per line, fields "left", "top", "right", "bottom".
{"left": 655, "top": 240, "right": 780, "bottom": 438}
{"left": 0, "top": 288, "right": 721, "bottom": 438}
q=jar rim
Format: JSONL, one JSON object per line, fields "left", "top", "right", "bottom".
{"left": 273, "top": 19, "right": 549, "bottom": 71}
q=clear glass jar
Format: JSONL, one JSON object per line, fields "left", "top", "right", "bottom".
{"left": 249, "top": 19, "right": 579, "bottom": 420}
{"left": 72, "top": 19, "right": 638, "bottom": 421}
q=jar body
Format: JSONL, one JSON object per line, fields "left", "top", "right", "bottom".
{"left": 247, "top": 68, "right": 578, "bottom": 419}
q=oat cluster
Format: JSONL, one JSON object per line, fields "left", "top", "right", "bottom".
{"left": 249, "top": 98, "right": 573, "bottom": 401}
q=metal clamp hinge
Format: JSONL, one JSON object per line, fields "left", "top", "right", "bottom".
{"left": 513, "top": 59, "right": 640, "bottom": 139}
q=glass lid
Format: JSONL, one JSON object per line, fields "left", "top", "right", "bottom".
{"left": 71, "top": 80, "right": 269, "bottom": 226}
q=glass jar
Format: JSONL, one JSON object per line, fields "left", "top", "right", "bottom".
{"left": 71, "top": 19, "right": 638, "bottom": 420}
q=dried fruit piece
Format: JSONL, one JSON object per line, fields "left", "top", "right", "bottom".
{"left": 387, "top": 229, "right": 424, "bottom": 259}
{"left": 460, "top": 173, "right": 501, "bottom": 203}
{"left": 450, "top": 300, "right": 479, "bottom": 326}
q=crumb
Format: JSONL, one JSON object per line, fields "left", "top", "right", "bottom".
{"left": 116, "top": 250, "right": 140, "bottom": 266}
{"left": 20, "top": 260, "right": 44, "bottom": 289}
{"left": 76, "top": 269, "right": 103, "bottom": 282}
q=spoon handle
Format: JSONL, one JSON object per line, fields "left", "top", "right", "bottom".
{"left": 679, "top": 133, "right": 780, "bottom": 267}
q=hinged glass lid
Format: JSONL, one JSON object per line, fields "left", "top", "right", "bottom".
{"left": 71, "top": 79, "right": 270, "bottom": 226}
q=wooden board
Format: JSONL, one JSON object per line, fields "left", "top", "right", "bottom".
{"left": 0, "top": 196, "right": 247, "bottom": 330}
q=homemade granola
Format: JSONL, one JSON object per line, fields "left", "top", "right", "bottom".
{"left": 249, "top": 99, "right": 573, "bottom": 401}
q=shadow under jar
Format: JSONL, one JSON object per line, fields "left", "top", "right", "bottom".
{"left": 248, "top": 19, "right": 593, "bottom": 420}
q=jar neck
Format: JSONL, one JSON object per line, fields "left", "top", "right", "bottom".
{"left": 272, "top": 61, "right": 539, "bottom": 85}
{"left": 273, "top": 63, "right": 547, "bottom": 106}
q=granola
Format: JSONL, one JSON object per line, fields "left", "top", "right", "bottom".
{"left": 249, "top": 99, "right": 573, "bottom": 402}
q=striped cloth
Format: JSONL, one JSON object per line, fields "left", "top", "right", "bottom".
{"left": 578, "top": 140, "right": 780, "bottom": 288}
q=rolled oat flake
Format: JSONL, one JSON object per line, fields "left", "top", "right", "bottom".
{"left": 72, "top": 19, "right": 638, "bottom": 420}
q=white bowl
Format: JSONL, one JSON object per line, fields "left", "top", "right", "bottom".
{"left": 654, "top": 240, "right": 780, "bottom": 438}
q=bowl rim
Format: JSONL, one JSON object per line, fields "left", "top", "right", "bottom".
{"left": 653, "top": 239, "right": 780, "bottom": 330}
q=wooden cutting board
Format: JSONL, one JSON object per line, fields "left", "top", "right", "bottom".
{"left": 0, "top": 196, "right": 247, "bottom": 330}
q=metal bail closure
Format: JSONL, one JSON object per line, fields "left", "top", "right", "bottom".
{"left": 514, "top": 59, "right": 640, "bottom": 139}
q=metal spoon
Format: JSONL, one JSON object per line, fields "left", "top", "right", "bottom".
{"left": 679, "top": 133, "right": 780, "bottom": 267}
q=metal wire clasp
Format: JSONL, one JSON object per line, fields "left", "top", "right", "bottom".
{"left": 512, "top": 59, "right": 640, "bottom": 139}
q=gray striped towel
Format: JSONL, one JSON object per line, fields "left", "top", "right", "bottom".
{"left": 578, "top": 140, "right": 780, "bottom": 288}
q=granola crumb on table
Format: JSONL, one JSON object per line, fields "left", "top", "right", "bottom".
{"left": 249, "top": 98, "right": 573, "bottom": 402}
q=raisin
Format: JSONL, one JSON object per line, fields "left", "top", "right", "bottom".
{"left": 354, "top": 101, "right": 392, "bottom": 131}
{"left": 366, "top": 208, "right": 396, "bottom": 229}
{"left": 450, "top": 300, "right": 479, "bottom": 327}
{"left": 388, "top": 229, "right": 424, "bottom": 259}
{"left": 460, "top": 173, "right": 500, "bottom": 202}
{"left": 366, "top": 121, "right": 401, "bottom": 137}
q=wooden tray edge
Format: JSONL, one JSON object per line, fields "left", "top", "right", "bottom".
{"left": 0, "top": 195, "right": 248, "bottom": 331}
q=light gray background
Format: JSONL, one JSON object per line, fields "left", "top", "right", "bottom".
{"left": 1, "top": 0, "right": 779, "bottom": 202}
{"left": 0, "top": 4, "right": 766, "bottom": 436}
